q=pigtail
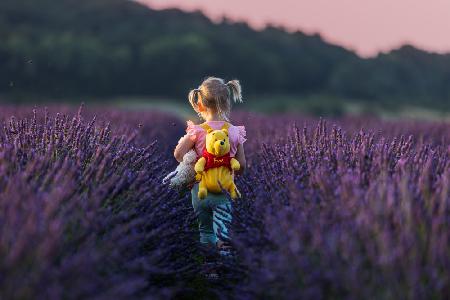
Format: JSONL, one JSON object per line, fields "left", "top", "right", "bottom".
{"left": 188, "top": 88, "right": 200, "bottom": 111}
{"left": 226, "top": 80, "right": 243, "bottom": 103}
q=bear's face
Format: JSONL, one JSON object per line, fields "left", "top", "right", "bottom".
{"left": 205, "top": 128, "right": 230, "bottom": 157}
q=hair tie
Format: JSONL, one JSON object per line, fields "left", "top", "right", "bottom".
{"left": 193, "top": 89, "right": 201, "bottom": 104}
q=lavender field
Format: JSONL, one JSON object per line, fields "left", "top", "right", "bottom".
{"left": 0, "top": 105, "right": 449, "bottom": 299}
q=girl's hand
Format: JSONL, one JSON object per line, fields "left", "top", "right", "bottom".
{"left": 233, "top": 144, "right": 246, "bottom": 175}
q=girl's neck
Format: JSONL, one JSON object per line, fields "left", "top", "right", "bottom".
{"left": 204, "top": 113, "right": 225, "bottom": 122}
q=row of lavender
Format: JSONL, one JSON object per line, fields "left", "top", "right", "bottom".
{"left": 0, "top": 106, "right": 200, "bottom": 299}
{"left": 0, "top": 106, "right": 448, "bottom": 299}
{"left": 232, "top": 112, "right": 449, "bottom": 299}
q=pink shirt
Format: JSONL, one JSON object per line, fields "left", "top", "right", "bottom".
{"left": 185, "top": 120, "right": 246, "bottom": 158}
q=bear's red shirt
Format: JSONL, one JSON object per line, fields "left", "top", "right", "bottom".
{"left": 202, "top": 149, "right": 232, "bottom": 171}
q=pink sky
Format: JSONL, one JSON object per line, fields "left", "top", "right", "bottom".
{"left": 139, "top": 0, "right": 450, "bottom": 57}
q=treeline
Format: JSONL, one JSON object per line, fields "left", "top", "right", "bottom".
{"left": 1, "top": 0, "right": 449, "bottom": 108}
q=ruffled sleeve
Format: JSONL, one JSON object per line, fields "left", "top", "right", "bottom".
{"left": 236, "top": 125, "right": 247, "bottom": 144}
{"left": 186, "top": 120, "right": 199, "bottom": 142}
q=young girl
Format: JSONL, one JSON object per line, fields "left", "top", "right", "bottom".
{"left": 174, "top": 77, "right": 246, "bottom": 254}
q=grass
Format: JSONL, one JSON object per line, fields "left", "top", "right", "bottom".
{"left": 111, "top": 93, "right": 450, "bottom": 122}
{"left": 243, "top": 93, "right": 450, "bottom": 121}
{"left": 1, "top": 93, "right": 449, "bottom": 122}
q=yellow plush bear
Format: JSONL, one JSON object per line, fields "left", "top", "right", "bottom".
{"left": 194, "top": 122, "right": 241, "bottom": 199}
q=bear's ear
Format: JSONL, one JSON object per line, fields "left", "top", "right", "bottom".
{"left": 222, "top": 128, "right": 229, "bottom": 136}
{"left": 206, "top": 128, "right": 213, "bottom": 134}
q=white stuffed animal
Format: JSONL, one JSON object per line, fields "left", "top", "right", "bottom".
{"left": 163, "top": 149, "right": 197, "bottom": 190}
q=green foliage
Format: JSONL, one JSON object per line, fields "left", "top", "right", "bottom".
{"left": 330, "top": 46, "right": 450, "bottom": 107}
{"left": 0, "top": 0, "right": 355, "bottom": 98}
{"left": 1, "top": 0, "right": 450, "bottom": 110}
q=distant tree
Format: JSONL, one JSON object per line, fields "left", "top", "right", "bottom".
{"left": 0, "top": 0, "right": 449, "bottom": 109}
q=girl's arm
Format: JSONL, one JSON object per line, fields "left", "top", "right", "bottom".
{"left": 174, "top": 135, "right": 195, "bottom": 162}
{"left": 234, "top": 143, "right": 246, "bottom": 175}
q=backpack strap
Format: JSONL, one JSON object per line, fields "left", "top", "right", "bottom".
{"left": 221, "top": 122, "right": 230, "bottom": 131}
{"left": 199, "top": 122, "right": 213, "bottom": 133}
{"left": 200, "top": 122, "right": 230, "bottom": 133}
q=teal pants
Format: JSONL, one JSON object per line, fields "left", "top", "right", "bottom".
{"left": 191, "top": 183, "right": 232, "bottom": 246}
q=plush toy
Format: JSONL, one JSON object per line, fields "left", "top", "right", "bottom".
{"left": 163, "top": 149, "right": 197, "bottom": 190}
{"left": 194, "top": 123, "right": 241, "bottom": 199}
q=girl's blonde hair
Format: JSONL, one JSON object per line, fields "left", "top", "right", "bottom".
{"left": 188, "top": 77, "right": 243, "bottom": 121}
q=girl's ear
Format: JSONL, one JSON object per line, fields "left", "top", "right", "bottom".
{"left": 198, "top": 100, "right": 206, "bottom": 112}
{"left": 197, "top": 94, "right": 207, "bottom": 112}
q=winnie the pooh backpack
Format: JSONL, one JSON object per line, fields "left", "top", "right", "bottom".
{"left": 194, "top": 122, "right": 241, "bottom": 199}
